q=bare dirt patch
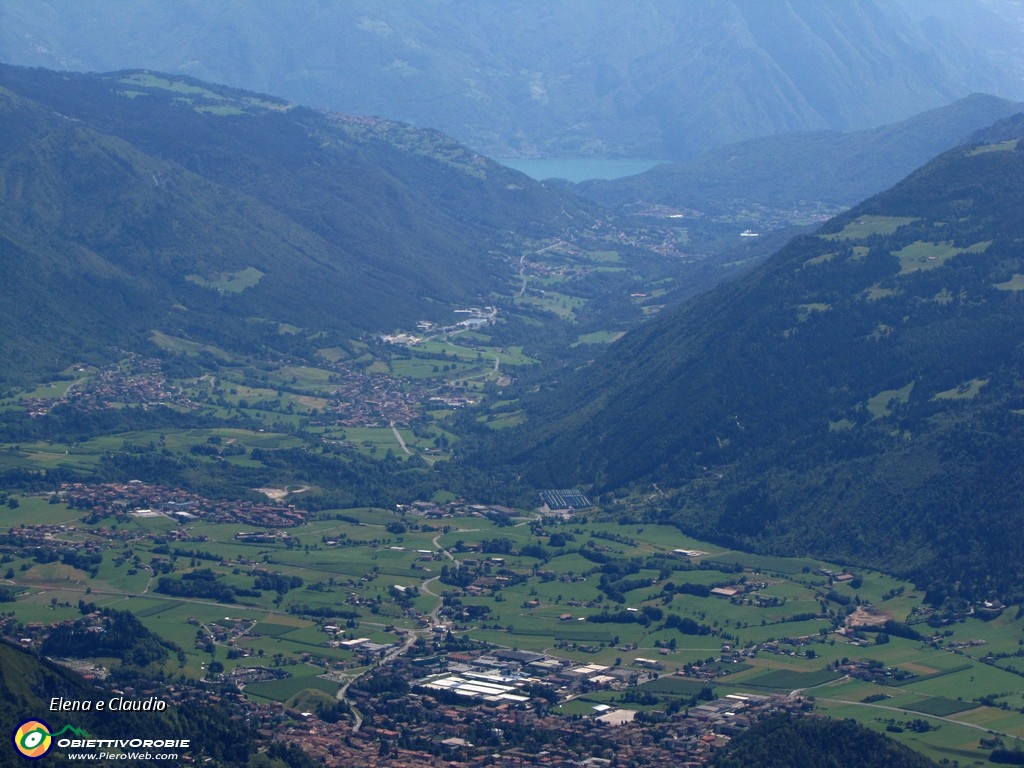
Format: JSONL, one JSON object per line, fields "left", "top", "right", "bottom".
{"left": 255, "top": 486, "right": 309, "bottom": 501}
{"left": 846, "top": 606, "right": 891, "bottom": 628}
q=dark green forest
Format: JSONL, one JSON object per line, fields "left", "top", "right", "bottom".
{"left": 710, "top": 714, "right": 939, "bottom": 768}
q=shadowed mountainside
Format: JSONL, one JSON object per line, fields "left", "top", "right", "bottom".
{"left": 492, "top": 116, "right": 1024, "bottom": 601}
{"left": 0, "top": 65, "right": 580, "bottom": 384}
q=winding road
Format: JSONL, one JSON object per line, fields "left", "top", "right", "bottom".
{"left": 334, "top": 536, "right": 458, "bottom": 728}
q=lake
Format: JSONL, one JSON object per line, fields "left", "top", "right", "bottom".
{"left": 496, "top": 157, "right": 662, "bottom": 183}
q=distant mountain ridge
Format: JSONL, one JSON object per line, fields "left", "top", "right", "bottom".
{"left": 1, "top": 0, "right": 1022, "bottom": 159}
{"left": 0, "top": 64, "right": 577, "bottom": 384}
{"left": 496, "top": 119, "right": 1024, "bottom": 600}
{"left": 576, "top": 93, "right": 1024, "bottom": 215}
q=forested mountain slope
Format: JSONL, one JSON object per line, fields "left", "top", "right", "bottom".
{"left": 0, "top": 65, "right": 577, "bottom": 384}
{"left": 498, "top": 118, "right": 1024, "bottom": 601}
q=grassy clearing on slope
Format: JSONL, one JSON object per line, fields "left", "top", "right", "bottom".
{"left": 822, "top": 216, "right": 916, "bottom": 241}
{"left": 895, "top": 240, "right": 990, "bottom": 274}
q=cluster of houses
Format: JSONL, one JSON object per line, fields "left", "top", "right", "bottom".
{"left": 23, "top": 355, "right": 193, "bottom": 417}
{"left": 276, "top": 638, "right": 808, "bottom": 768}
{"left": 59, "top": 481, "right": 307, "bottom": 528}
{"left": 326, "top": 369, "right": 423, "bottom": 427}
{"left": 395, "top": 500, "right": 521, "bottom": 520}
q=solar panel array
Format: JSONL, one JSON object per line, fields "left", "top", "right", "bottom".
{"left": 541, "top": 489, "right": 592, "bottom": 510}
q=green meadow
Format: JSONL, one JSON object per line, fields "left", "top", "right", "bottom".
{"left": 822, "top": 215, "right": 916, "bottom": 241}
{"left": 894, "top": 239, "right": 990, "bottom": 274}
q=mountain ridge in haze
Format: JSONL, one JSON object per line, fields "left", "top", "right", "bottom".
{"left": 1, "top": 0, "right": 1022, "bottom": 160}
{"left": 576, "top": 93, "right": 1024, "bottom": 215}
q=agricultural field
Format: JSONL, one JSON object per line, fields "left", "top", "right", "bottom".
{"left": 0, "top": 317, "right": 544, "bottom": 472}
{"left": 3, "top": 491, "right": 1024, "bottom": 764}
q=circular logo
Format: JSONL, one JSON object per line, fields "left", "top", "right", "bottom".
{"left": 12, "top": 719, "right": 53, "bottom": 759}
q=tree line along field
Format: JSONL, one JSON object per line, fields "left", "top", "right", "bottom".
{"left": 4, "top": 495, "right": 1024, "bottom": 763}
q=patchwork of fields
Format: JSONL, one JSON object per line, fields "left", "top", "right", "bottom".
{"left": 3, "top": 494, "right": 1024, "bottom": 763}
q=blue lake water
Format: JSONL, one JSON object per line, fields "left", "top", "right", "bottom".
{"left": 497, "top": 157, "right": 662, "bottom": 183}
